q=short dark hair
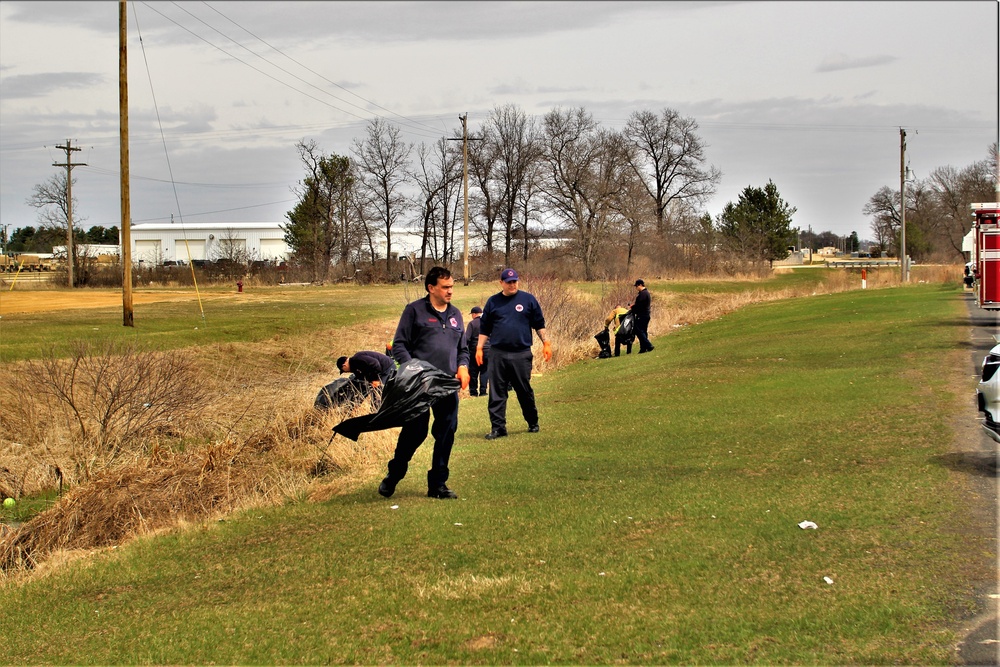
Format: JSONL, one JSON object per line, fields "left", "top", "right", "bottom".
{"left": 425, "top": 266, "right": 452, "bottom": 291}
{"left": 336, "top": 356, "right": 348, "bottom": 372}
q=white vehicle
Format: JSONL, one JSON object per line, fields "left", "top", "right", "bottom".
{"left": 976, "top": 340, "right": 1000, "bottom": 444}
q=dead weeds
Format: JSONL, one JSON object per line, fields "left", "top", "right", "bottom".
{"left": 0, "top": 266, "right": 962, "bottom": 579}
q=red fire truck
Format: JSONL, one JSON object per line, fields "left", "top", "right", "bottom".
{"left": 972, "top": 203, "right": 1000, "bottom": 309}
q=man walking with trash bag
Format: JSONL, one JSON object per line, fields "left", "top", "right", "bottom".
{"left": 380, "top": 266, "right": 470, "bottom": 499}
{"left": 630, "top": 279, "right": 654, "bottom": 353}
{"left": 476, "top": 268, "right": 551, "bottom": 440}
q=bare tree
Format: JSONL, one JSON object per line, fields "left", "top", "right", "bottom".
{"left": 514, "top": 157, "right": 545, "bottom": 263}
{"left": 923, "top": 152, "right": 997, "bottom": 257}
{"left": 352, "top": 118, "right": 413, "bottom": 274}
{"left": 485, "top": 104, "right": 543, "bottom": 265}
{"left": 467, "top": 127, "right": 502, "bottom": 256}
{"left": 26, "top": 172, "right": 86, "bottom": 281}
{"left": 623, "top": 108, "right": 721, "bottom": 237}
{"left": 413, "top": 138, "right": 462, "bottom": 274}
{"left": 540, "top": 107, "right": 631, "bottom": 281}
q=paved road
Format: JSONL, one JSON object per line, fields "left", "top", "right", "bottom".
{"left": 957, "top": 290, "right": 999, "bottom": 666}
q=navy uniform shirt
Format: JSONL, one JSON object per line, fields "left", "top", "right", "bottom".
{"left": 348, "top": 351, "right": 395, "bottom": 384}
{"left": 480, "top": 290, "right": 545, "bottom": 352}
{"left": 632, "top": 288, "right": 651, "bottom": 318}
{"left": 465, "top": 316, "right": 490, "bottom": 357}
{"left": 392, "top": 295, "right": 469, "bottom": 374}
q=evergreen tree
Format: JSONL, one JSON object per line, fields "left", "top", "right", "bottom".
{"left": 716, "top": 180, "right": 797, "bottom": 267}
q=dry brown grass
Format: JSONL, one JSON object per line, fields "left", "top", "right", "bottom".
{"left": 0, "top": 265, "right": 963, "bottom": 578}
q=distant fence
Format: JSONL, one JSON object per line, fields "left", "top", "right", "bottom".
{"left": 826, "top": 260, "right": 900, "bottom": 268}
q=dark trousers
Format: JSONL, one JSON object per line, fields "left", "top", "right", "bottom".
{"left": 614, "top": 335, "right": 633, "bottom": 356}
{"left": 469, "top": 352, "right": 488, "bottom": 396}
{"left": 487, "top": 348, "right": 538, "bottom": 430}
{"left": 387, "top": 391, "right": 459, "bottom": 487}
{"left": 634, "top": 316, "right": 652, "bottom": 351}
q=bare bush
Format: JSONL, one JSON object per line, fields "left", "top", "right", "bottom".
{"left": 2, "top": 341, "right": 208, "bottom": 480}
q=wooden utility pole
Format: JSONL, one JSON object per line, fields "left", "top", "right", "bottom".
{"left": 899, "top": 128, "right": 908, "bottom": 283}
{"left": 53, "top": 139, "right": 86, "bottom": 287}
{"left": 448, "top": 114, "right": 482, "bottom": 286}
{"left": 120, "top": 0, "right": 133, "bottom": 326}
{"left": 460, "top": 114, "right": 470, "bottom": 285}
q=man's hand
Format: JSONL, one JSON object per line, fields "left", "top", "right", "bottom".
{"left": 457, "top": 366, "right": 470, "bottom": 390}
{"left": 543, "top": 340, "right": 552, "bottom": 363}
{"left": 475, "top": 347, "right": 484, "bottom": 367}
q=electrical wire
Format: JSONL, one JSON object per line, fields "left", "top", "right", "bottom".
{"left": 133, "top": 2, "right": 206, "bottom": 324}
{"left": 137, "top": 1, "right": 442, "bottom": 140}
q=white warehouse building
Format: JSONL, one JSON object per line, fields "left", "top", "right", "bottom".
{"left": 129, "top": 222, "right": 291, "bottom": 265}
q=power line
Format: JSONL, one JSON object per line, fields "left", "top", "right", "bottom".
{"left": 136, "top": 1, "right": 443, "bottom": 140}
{"left": 198, "top": 0, "right": 445, "bottom": 137}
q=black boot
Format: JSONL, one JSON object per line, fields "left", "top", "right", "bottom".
{"left": 427, "top": 470, "right": 457, "bottom": 499}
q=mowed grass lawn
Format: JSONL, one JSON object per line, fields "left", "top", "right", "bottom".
{"left": 0, "top": 282, "right": 988, "bottom": 664}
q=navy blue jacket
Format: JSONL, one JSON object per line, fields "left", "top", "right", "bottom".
{"left": 392, "top": 296, "right": 469, "bottom": 374}
{"left": 631, "top": 288, "right": 651, "bottom": 319}
{"left": 348, "top": 351, "right": 395, "bottom": 384}
{"left": 465, "top": 316, "right": 490, "bottom": 356}
{"left": 480, "top": 290, "right": 545, "bottom": 352}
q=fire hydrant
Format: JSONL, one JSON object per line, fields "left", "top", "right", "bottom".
{"left": 237, "top": 280, "right": 243, "bottom": 293}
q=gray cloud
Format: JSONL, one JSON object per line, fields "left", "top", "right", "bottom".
{"left": 0, "top": 72, "right": 106, "bottom": 99}
{"left": 817, "top": 54, "right": 897, "bottom": 73}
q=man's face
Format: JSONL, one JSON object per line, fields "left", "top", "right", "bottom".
{"left": 428, "top": 276, "right": 455, "bottom": 307}
{"left": 501, "top": 279, "right": 519, "bottom": 296}
{"left": 340, "top": 359, "right": 350, "bottom": 373}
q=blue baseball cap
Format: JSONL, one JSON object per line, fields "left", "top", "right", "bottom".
{"left": 470, "top": 306, "right": 483, "bottom": 314}
{"left": 501, "top": 268, "right": 519, "bottom": 282}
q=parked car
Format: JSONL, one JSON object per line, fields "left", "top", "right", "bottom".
{"left": 976, "top": 340, "right": 1000, "bottom": 443}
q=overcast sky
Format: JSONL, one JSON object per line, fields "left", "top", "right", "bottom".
{"left": 1, "top": 0, "right": 997, "bottom": 242}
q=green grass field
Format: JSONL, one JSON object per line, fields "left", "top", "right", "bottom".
{"left": 0, "top": 278, "right": 990, "bottom": 664}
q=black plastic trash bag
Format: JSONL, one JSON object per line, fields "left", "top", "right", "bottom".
{"left": 332, "top": 359, "right": 461, "bottom": 442}
{"left": 617, "top": 312, "right": 636, "bottom": 341}
{"left": 314, "top": 374, "right": 371, "bottom": 410}
{"left": 594, "top": 329, "right": 612, "bottom": 358}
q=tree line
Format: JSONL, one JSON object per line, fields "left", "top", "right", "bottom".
{"left": 3, "top": 223, "right": 119, "bottom": 254}
{"left": 863, "top": 143, "right": 997, "bottom": 262}
{"left": 284, "top": 105, "right": 803, "bottom": 282}
{"left": 286, "top": 104, "right": 994, "bottom": 281}
{"left": 14, "top": 104, "right": 994, "bottom": 281}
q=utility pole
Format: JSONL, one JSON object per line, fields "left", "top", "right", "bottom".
{"left": 448, "top": 114, "right": 483, "bottom": 286}
{"left": 459, "top": 114, "right": 471, "bottom": 285}
{"left": 120, "top": 0, "right": 133, "bottom": 326}
{"left": 53, "top": 139, "right": 86, "bottom": 287}
{"left": 899, "top": 127, "right": 908, "bottom": 283}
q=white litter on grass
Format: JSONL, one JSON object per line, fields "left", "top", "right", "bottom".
{"left": 798, "top": 521, "right": 818, "bottom": 530}
{"left": 454, "top": 523, "right": 463, "bottom": 526}
{"left": 824, "top": 576, "right": 834, "bottom": 585}
{"left": 390, "top": 505, "right": 399, "bottom": 510}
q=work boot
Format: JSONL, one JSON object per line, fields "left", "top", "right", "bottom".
{"left": 528, "top": 424, "right": 540, "bottom": 433}
{"left": 378, "top": 476, "right": 398, "bottom": 498}
{"left": 485, "top": 428, "right": 507, "bottom": 440}
{"left": 427, "top": 485, "right": 458, "bottom": 499}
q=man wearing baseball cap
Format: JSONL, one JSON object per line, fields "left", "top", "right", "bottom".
{"left": 465, "top": 305, "right": 490, "bottom": 397}
{"left": 629, "top": 279, "right": 654, "bottom": 353}
{"left": 476, "top": 268, "right": 551, "bottom": 439}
